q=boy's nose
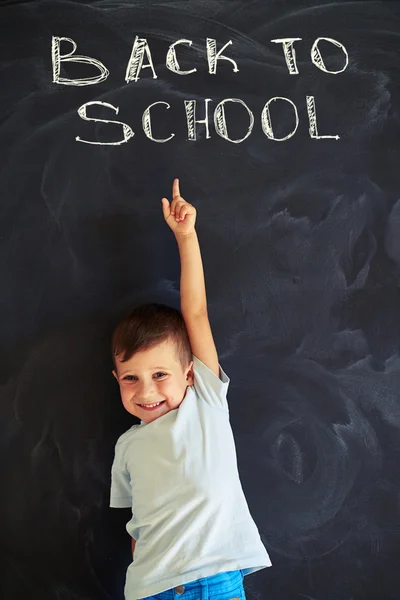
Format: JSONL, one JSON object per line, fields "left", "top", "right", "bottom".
{"left": 136, "top": 384, "right": 155, "bottom": 402}
{"left": 137, "top": 382, "right": 155, "bottom": 394}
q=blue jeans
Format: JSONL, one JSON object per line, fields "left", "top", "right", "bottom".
{"left": 140, "top": 570, "right": 246, "bottom": 600}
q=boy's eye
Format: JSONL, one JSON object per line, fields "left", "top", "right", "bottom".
{"left": 123, "top": 372, "right": 166, "bottom": 381}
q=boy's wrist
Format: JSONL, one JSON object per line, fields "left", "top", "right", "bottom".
{"left": 174, "top": 230, "right": 197, "bottom": 242}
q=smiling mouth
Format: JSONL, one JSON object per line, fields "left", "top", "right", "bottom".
{"left": 137, "top": 401, "right": 166, "bottom": 411}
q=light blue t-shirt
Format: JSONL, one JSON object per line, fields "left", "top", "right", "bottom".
{"left": 110, "top": 354, "right": 272, "bottom": 599}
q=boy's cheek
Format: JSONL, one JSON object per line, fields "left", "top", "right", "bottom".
{"left": 120, "top": 393, "right": 133, "bottom": 410}
{"left": 122, "top": 398, "right": 139, "bottom": 416}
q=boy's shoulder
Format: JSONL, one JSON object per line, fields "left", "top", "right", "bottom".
{"left": 192, "top": 354, "right": 230, "bottom": 411}
{"left": 115, "top": 424, "right": 141, "bottom": 447}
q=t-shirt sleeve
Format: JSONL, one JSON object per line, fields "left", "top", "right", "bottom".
{"left": 192, "top": 354, "right": 230, "bottom": 411}
{"left": 109, "top": 441, "right": 132, "bottom": 508}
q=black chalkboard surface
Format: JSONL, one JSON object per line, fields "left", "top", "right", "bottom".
{"left": 2, "top": 1, "right": 400, "bottom": 599}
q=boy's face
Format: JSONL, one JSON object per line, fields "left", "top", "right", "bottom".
{"left": 112, "top": 338, "right": 194, "bottom": 424}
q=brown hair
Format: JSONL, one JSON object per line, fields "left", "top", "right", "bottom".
{"left": 111, "top": 303, "right": 192, "bottom": 373}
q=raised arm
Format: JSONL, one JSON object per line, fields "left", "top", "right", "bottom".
{"left": 162, "top": 179, "right": 220, "bottom": 379}
{"left": 162, "top": 178, "right": 206, "bottom": 315}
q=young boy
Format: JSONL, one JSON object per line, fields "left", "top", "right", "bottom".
{"left": 109, "top": 179, "right": 272, "bottom": 600}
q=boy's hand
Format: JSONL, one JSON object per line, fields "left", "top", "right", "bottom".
{"left": 161, "top": 179, "right": 196, "bottom": 238}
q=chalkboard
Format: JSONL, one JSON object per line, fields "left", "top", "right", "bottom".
{"left": 2, "top": 1, "right": 400, "bottom": 599}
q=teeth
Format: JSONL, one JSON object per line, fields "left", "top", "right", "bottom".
{"left": 140, "top": 402, "right": 162, "bottom": 408}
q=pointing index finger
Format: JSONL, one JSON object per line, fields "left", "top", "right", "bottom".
{"left": 172, "top": 178, "right": 180, "bottom": 200}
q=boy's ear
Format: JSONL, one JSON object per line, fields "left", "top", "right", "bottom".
{"left": 112, "top": 369, "right": 119, "bottom": 381}
{"left": 186, "top": 361, "right": 194, "bottom": 385}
